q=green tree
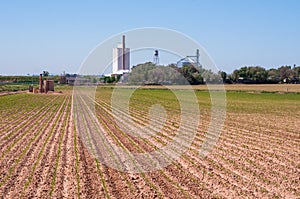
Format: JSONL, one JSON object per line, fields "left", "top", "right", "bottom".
{"left": 267, "top": 68, "right": 280, "bottom": 82}
{"left": 179, "top": 65, "right": 204, "bottom": 84}
{"left": 278, "top": 66, "right": 292, "bottom": 82}
{"left": 220, "top": 71, "right": 227, "bottom": 82}
{"left": 43, "top": 71, "right": 49, "bottom": 77}
{"left": 230, "top": 66, "right": 267, "bottom": 83}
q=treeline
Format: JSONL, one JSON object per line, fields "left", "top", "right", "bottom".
{"left": 0, "top": 76, "right": 41, "bottom": 84}
{"left": 1, "top": 64, "right": 299, "bottom": 85}
{"left": 127, "top": 63, "right": 300, "bottom": 85}
{"left": 0, "top": 71, "right": 61, "bottom": 84}
{"left": 0, "top": 74, "right": 64, "bottom": 84}
{"left": 128, "top": 62, "right": 222, "bottom": 85}
{"left": 227, "top": 65, "right": 300, "bottom": 84}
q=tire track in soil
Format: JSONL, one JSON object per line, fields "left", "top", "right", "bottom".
{"left": 0, "top": 96, "right": 68, "bottom": 198}
{"left": 23, "top": 96, "right": 71, "bottom": 198}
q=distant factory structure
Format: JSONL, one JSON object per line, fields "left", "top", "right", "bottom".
{"left": 112, "top": 35, "right": 130, "bottom": 74}
{"left": 177, "top": 49, "right": 201, "bottom": 67}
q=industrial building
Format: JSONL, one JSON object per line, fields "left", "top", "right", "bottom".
{"left": 112, "top": 35, "right": 130, "bottom": 74}
{"left": 176, "top": 49, "right": 201, "bottom": 67}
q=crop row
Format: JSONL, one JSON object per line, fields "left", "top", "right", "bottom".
{"left": 90, "top": 87, "right": 299, "bottom": 198}
{"left": 0, "top": 94, "right": 70, "bottom": 198}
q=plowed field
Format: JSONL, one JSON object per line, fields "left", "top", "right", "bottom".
{"left": 0, "top": 86, "right": 299, "bottom": 198}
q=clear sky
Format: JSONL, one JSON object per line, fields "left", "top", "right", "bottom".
{"left": 0, "top": 0, "right": 299, "bottom": 75}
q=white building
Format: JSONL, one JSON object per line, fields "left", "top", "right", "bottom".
{"left": 112, "top": 36, "right": 130, "bottom": 74}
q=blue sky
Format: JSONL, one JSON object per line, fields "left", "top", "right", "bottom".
{"left": 0, "top": 0, "right": 299, "bottom": 75}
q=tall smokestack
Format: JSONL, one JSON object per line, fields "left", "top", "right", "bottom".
{"left": 196, "top": 49, "right": 200, "bottom": 66}
{"left": 39, "top": 74, "right": 43, "bottom": 93}
{"left": 122, "top": 35, "right": 125, "bottom": 70}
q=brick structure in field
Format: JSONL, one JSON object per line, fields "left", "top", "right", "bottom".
{"left": 37, "top": 74, "right": 55, "bottom": 93}
{"left": 44, "top": 80, "right": 54, "bottom": 93}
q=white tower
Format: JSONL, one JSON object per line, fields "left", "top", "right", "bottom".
{"left": 113, "top": 35, "right": 130, "bottom": 74}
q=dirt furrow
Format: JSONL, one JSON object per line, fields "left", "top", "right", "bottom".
{"left": 77, "top": 95, "right": 164, "bottom": 198}
{"left": 51, "top": 100, "right": 77, "bottom": 198}
{"left": 24, "top": 96, "right": 71, "bottom": 198}
{"left": 0, "top": 98, "right": 63, "bottom": 159}
{"left": 205, "top": 129, "right": 299, "bottom": 182}
{"left": 100, "top": 93, "right": 298, "bottom": 197}
{"left": 73, "top": 96, "right": 107, "bottom": 198}
{"left": 76, "top": 138, "right": 106, "bottom": 198}
{"left": 94, "top": 98, "right": 229, "bottom": 197}
{"left": 76, "top": 95, "right": 136, "bottom": 198}
{"left": 95, "top": 97, "right": 274, "bottom": 197}
{"left": 0, "top": 95, "right": 59, "bottom": 138}
{"left": 196, "top": 117, "right": 299, "bottom": 177}
{"left": 0, "top": 96, "right": 68, "bottom": 198}
{"left": 225, "top": 114, "right": 300, "bottom": 149}
{"left": 0, "top": 96, "right": 64, "bottom": 172}
{"left": 93, "top": 105, "right": 202, "bottom": 198}
{"left": 183, "top": 129, "right": 294, "bottom": 198}
{"left": 0, "top": 94, "right": 46, "bottom": 131}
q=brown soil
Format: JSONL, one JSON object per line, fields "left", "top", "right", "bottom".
{"left": 0, "top": 90, "right": 299, "bottom": 198}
